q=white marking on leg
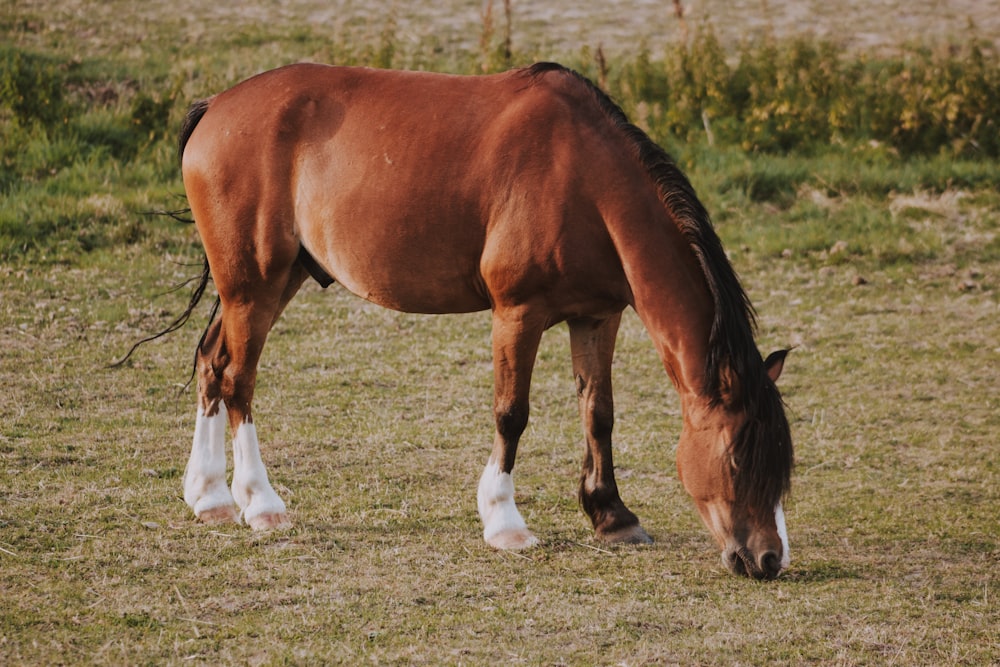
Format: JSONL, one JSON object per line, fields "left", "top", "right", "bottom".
{"left": 477, "top": 460, "right": 538, "bottom": 549}
{"left": 231, "top": 420, "right": 288, "bottom": 530}
{"left": 184, "top": 401, "right": 237, "bottom": 520}
{"left": 775, "top": 501, "right": 791, "bottom": 570}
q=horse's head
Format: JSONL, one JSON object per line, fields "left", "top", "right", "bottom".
{"left": 677, "top": 350, "right": 793, "bottom": 580}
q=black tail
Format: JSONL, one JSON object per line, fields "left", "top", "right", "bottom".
{"left": 178, "top": 98, "right": 211, "bottom": 163}
{"left": 109, "top": 258, "right": 217, "bottom": 369}
{"left": 110, "top": 99, "right": 218, "bottom": 378}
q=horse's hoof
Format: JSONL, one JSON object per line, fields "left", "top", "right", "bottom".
{"left": 246, "top": 511, "right": 292, "bottom": 531}
{"left": 486, "top": 528, "right": 540, "bottom": 551}
{"left": 597, "top": 524, "right": 653, "bottom": 545}
{"left": 197, "top": 505, "right": 240, "bottom": 525}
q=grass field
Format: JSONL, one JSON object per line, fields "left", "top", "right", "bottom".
{"left": 2, "top": 1, "right": 999, "bottom": 665}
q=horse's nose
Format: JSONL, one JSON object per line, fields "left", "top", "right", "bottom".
{"left": 759, "top": 550, "right": 782, "bottom": 580}
{"left": 723, "top": 547, "right": 783, "bottom": 579}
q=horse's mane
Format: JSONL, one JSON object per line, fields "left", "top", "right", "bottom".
{"left": 522, "top": 62, "right": 791, "bottom": 508}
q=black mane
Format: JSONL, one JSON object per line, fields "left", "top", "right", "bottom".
{"left": 523, "top": 62, "right": 792, "bottom": 508}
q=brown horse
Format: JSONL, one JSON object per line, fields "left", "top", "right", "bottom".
{"left": 175, "top": 62, "right": 793, "bottom": 579}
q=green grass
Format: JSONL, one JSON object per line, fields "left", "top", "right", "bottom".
{"left": 2, "top": 1, "right": 999, "bottom": 664}
{"left": 3, "top": 1, "right": 1000, "bottom": 265}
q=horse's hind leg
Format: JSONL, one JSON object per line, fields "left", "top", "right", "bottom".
{"left": 185, "top": 354, "right": 237, "bottom": 524}
{"left": 569, "top": 314, "right": 652, "bottom": 544}
{"left": 184, "top": 260, "right": 308, "bottom": 530}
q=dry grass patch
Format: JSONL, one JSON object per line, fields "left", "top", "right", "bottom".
{"left": 2, "top": 193, "right": 999, "bottom": 663}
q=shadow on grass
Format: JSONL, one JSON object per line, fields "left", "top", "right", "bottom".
{"left": 782, "top": 560, "right": 865, "bottom": 583}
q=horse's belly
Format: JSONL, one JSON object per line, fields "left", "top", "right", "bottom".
{"left": 337, "top": 270, "right": 490, "bottom": 314}
{"left": 308, "top": 232, "right": 490, "bottom": 314}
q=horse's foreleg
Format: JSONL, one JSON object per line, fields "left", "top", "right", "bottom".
{"left": 477, "top": 308, "right": 544, "bottom": 550}
{"left": 569, "top": 314, "right": 652, "bottom": 545}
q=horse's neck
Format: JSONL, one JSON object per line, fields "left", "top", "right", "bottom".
{"left": 607, "top": 201, "right": 715, "bottom": 401}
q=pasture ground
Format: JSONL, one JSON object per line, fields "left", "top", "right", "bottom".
{"left": 2, "top": 1, "right": 998, "bottom": 665}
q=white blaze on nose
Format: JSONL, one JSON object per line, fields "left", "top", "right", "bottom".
{"left": 775, "top": 502, "right": 790, "bottom": 570}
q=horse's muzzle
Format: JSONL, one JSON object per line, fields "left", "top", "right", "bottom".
{"left": 723, "top": 546, "right": 783, "bottom": 580}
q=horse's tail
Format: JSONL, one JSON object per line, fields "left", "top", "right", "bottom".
{"left": 178, "top": 98, "right": 211, "bottom": 164}
{"left": 109, "top": 257, "right": 217, "bottom": 373}
{"left": 110, "top": 99, "right": 220, "bottom": 378}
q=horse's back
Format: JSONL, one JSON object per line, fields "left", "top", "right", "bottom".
{"left": 182, "top": 64, "right": 632, "bottom": 316}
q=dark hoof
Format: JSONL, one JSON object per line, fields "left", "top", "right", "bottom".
{"left": 597, "top": 524, "right": 653, "bottom": 545}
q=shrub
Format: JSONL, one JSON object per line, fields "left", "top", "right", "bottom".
{"left": 3, "top": 24, "right": 999, "bottom": 264}
{"left": 0, "top": 46, "right": 68, "bottom": 129}
{"left": 604, "top": 28, "right": 1000, "bottom": 158}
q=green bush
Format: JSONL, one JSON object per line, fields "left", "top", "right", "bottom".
{"left": 2, "top": 26, "right": 999, "bottom": 264}
{"left": 0, "top": 46, "right": 67, "bottom": 129}
{"left": 0, "top": 47, "right": 176, "bottom": 188}
{"left": 607, "top": 28, "right": 1000, "bottom": 158}
{"left": 0, "top": 46, "right": 178, "bottom": 259}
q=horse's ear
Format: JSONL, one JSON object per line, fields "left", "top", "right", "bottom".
{"left": 764, "top": 349, "right": 790, "bottom": 383}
